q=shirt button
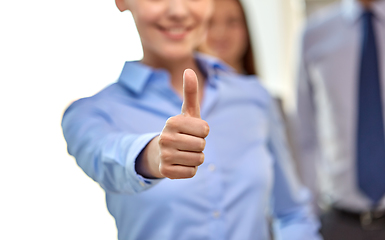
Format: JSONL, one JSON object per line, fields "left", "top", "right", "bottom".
{"left": 208, "top": 164, "right": 216, "bottom": 172}
{"left": 213, "top": 211, "right": 221, "bottom": 218}
{"left": 139, "top": 181, "right": 145, "bottom": 187}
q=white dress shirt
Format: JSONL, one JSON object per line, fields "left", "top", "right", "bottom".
{"left": 295, "top": 0, "right": 385, "bottom": 212}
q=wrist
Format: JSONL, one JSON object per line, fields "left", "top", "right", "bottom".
{"left": 135, "top": 136, "right": 163, "bottom": 179}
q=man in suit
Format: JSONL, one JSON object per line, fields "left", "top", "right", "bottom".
{"left": 295, "top": 0, "right": 385, "bottom": 239}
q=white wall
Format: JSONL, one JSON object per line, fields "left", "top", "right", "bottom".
{"left": 242, "top": 0, "right": 305, "bottom": 111}
{"left": 0, "top": 0, "right": 142, "bottom": 239}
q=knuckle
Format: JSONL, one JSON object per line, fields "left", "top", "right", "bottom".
{"left": 177, "top": 167, "right": 197, "bottom": 179}
{"left": 159, "top": 149, "right": 172, "bottom": 163}
{"left": 158, "top": 133, "right": 174, "bottom": 147}
{"left": 189, "top": 167, "right": 197, "bottom": 178}
{"left": 197, "top": 153, "right": 205, "bottom": 165}
{"left": 165, "top": 117, "right": 175, "bottom": 126}
{"left": 158, "top": 134, "right": 166, "bottom": 146}
{"left": 199, "top": 139, "right": 206, "bottom": 151}
{"left": 202, "top": 121, "right": 210, "bottom": 136}
{"left": 159, "top": 165, "right": 172, "bottom": 178}
{"left": 165, "top": 116, "right": 180, "bottom": 129}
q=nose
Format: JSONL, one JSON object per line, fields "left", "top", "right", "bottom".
{"left": 167, "top": 0, "right": 188, "bottom": 20}
{"left": 211, "top": 23, "right": 227, "bottom": 39}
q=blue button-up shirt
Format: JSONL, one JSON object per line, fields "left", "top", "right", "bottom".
{"left": 62, "top": 54, "right": 321, "bottom": 240}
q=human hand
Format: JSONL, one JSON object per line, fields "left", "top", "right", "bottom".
{"left": 136, "top": 69, "right": 209, "bottom": 179}
{"left": 157, "top": 69, "right": 209, "bottom": 179}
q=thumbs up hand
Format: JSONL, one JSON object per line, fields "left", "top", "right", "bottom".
{"left": 157, "top": 69, "right": 210, "bottom": 179}
{"left": 181, "top": 69, "right": 201, "bottom": 118}
{"left": 136, "top": 69, "right": 209, "bottom": 179}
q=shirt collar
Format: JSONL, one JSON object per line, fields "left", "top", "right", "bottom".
{"left": 117, "top": 61, "right": 153, "bottom": 95}
{"left": 117, "top": 52, "right": 234, "bottom": 95}
{"left": 342, "top": 0, "right": 385, "bottom": 23}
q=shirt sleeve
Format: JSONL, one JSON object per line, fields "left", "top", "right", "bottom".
{"left": 267, "top": 99, "right": 322, "bottom": 240}
{"left": 61, "top": 98, "right": 162, "bottom": 194}
{"left": 294, "top": 31, "right": 322, "bottom": 213}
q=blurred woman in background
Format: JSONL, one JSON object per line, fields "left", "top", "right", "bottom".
{"left": 200, "top": 2, "right": 305, "bottom": 239}
{"left": 199, "top": 0, "right": 256, "bottom": 75}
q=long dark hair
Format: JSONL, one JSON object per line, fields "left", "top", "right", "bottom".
{"left": 238, "top": 0, "right": 257, "bottom": 76}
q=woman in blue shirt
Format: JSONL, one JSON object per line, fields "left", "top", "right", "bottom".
{"left": 62, "top": 0, "right": 321, "bottom": 239}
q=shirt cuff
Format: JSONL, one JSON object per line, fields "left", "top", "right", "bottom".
{"left": 125, "top": 132, "right": 163, "bottom": 193}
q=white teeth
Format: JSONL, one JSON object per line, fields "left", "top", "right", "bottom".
{"left": 167, "top": 28, "right": 185, "bottom": 34}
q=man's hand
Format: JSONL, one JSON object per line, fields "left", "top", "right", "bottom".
{"left": 137, "top": 69, "right": 209, "bottom": 179}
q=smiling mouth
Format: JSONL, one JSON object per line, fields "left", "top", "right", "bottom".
{"left": 158, "top": 26, "right": 193, "bottom": 40}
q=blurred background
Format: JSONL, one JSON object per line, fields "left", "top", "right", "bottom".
{"left": 0, "top": 0, "right": 338, "bottom": 239}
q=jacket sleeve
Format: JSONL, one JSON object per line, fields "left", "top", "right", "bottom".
{"left": 61, "top": 98, "right": 162, "bottom": 194}
{"left": 294, "top": 30, "right": 322, "bottom": 213}
{"left": 267, "top": 99, "right": 322, "bottom": 240}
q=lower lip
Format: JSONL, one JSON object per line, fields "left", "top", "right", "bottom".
{"left": 160, "top": 29, "right": 190, "bottom": 41}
